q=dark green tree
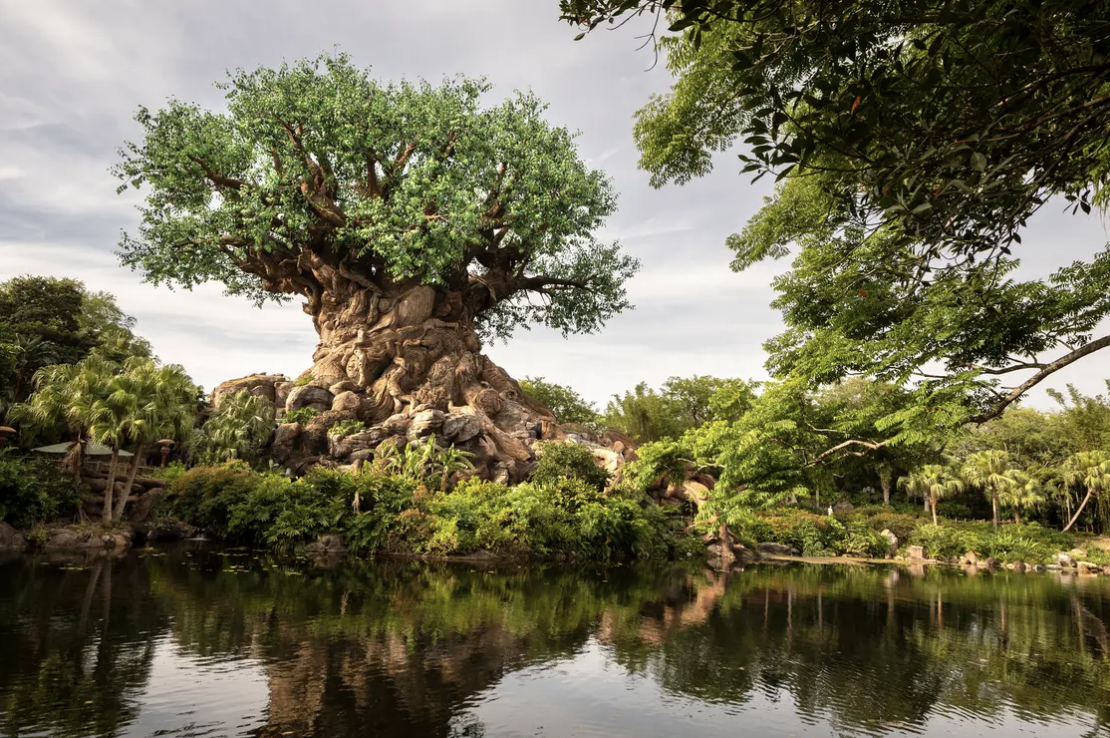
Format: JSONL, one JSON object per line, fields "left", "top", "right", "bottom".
{"left": 563, "top": 1, "right": 1110, "bottom": 439}
{"left": 114, "top": 53, "right": 637, "bottom": 455}
{"left": 519, "top": 377, "right": 598, "bottom": 425}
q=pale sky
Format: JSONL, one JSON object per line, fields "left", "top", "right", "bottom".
{"left": 1, "top": 0, "right": 1107, "bottom": 408}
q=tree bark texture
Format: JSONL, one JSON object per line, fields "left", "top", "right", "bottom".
{"left": 244, "top": 282, "right": 581, "bottom": 482}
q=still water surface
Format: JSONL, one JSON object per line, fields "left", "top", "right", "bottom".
{"left": 2, "top": 546, "right": 1109, "bottom": 738}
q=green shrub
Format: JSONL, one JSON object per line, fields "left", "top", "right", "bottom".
{"left": 0, "top": 452, "right": 80, "bottom": 528}
{"left": 284, "top": 407, "right": 320, "bottom": 425}
{"left": 163, "top": 459, "right": 680, "bottom": 561}
{"left": 152, "top": 460, "right": 189, "bottom": 484}
{"left": 841, "top": 507, "right": 920, "bottom": 544}
{"left": 908, "top": 524, "right": 980, "bottom": 560}
{"left": 531, "top": 442, "right": 610, "bottom": 491}
{"left": 328, "top": 419, "right": 366, "bottom": 439}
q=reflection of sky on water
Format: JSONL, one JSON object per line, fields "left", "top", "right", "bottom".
{"left": 123, "top": 636, "right": 269, "bottom": 738}
{"left": 456, "top": 639, "right": 1098, "bottom": 738}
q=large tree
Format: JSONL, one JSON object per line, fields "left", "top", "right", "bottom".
{"left": 562, "top": 0, "right": 1110, "bottom": 441}
{"left": 115, "top": 54, "right": 637, "bottom": 450}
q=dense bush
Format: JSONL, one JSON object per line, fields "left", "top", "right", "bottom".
{"left": 165, "top": 460, "right": 679, "bottom": 560}
{"left": 0, "top": 452, "right": 81, "bottom": 528}
{"left": 531, "top": 442, "right": 611, "bottom": 491}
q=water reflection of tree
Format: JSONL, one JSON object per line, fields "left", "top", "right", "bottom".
{"left": 598, "top": 566, "right": 1110, "bottom": 735}
{"left": 0, "top": 554, "right": 163, "bottom": 738}
{"left": 5, "top": 552, "right": 1110, "bottom": 738}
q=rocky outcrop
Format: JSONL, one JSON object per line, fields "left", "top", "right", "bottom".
{"left": 0, "top": 522, "right": 26, "bottom": 551}
{"left": 757, "top": 542, "right": 799, "bottom": 557}
{"left": 212, "top": 373, "right": 288, "bottom": 408}
{"left": 305, "top": 534, "right": 345, "bottom": 556}
{"left": 212, "top": 366, "right": 635, "bottom": 484}
{"left": 43, "top": 526, "right": 132, "bottom": 551}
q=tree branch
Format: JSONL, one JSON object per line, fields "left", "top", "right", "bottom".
{"left": 970, "top": 334, "right": 1110, "bottom": 423}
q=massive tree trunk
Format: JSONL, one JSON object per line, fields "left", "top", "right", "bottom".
{"left": 275, "top": 281, "right": 559, "bottom": 481}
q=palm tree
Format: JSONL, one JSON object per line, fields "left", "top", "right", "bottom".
{"left": 1060, "top": 451, "right": 1110, "bottom": 533}
{"left": 898, "top": 465, "right": 964, "bottom": 525}
{"left": 1000, "top": 473, "right": 1044, "bottom": 524}
{"left": 109, "top": 359, "right": 197, "bottom": 520}
{"left": 195, "top": 391, "right": 275, "bottom": 465}
{"left": 10, "top": 357, "right": 118, "bottom": 504}
{"left": 962, "top": 450, "right": 1023, "bottom": 532}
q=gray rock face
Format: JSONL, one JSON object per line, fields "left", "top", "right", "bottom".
{"left": 443, "top": 413, "right": 483, "bottom": 443}
{"left": 275, "top": 381, "right": 295, "bottom": 408}
{"left": 408, "top": 409, "right": 446, "bottom": 440}
{"left": 757, "top": 542, "right": 799, "bottom": 557}
{"left": 0, "top": 522, "right": 26, "bottom": 551}
{"left": 286, "top": 385, "right": 334, "bottom": 412}
{"left": 1056, "top": 552, "right": 1075, "bottom": 568}
{"left": 880, "top": 529, "right": 899, "bottom": 555}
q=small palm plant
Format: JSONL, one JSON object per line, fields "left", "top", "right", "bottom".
{"left": 1000, "top": 473, "right": 1044, "bottom": 525}
{"left": 962, "top": 450, "right": 1023, "bottom": 532}
{"left": 898, "top": 464, "right": 964, "bottom": 526}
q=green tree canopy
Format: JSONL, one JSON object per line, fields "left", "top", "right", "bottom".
{"left": 114, "top": 52, "right": 638, "bottom": 341}
{"left": 563, "top": 1, "right": 1110, "bottom": 439}
{"left": 519, "top": 377, "right": 598, "bottom": 425}
{"left": 0, "top": 276, "right": 153, "bottom": 414}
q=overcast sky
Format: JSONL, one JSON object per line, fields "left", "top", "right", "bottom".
{"left": 1, "top": 0, "right": 1107, "bottom": 408}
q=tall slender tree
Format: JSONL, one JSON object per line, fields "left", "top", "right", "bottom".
{"left": 1060, "top": 451, "right": 1110, "bottom": 533}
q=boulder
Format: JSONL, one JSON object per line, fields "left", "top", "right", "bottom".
{"left": 758, "top": 542, "right": 799, "bottom": 557}
{"left": 1056, "top": 552, "right": 1075, "bottom": 568}
{"left": 328, "top": 380, "right": 360, "bottom": 396}
{"left": 907, "top": 545, "right": 926, "bottom": 561}
{"left": 832, "top": 500, "right": 855, "bottom": 514}
{"left": 305, "top": 534, "right": 345, "bottom": 556}
{"left": 332, "top": 391, "right": 361, "bottom": 413}
{"left": 443, "top": 413, "right": 483, "bottom": 443}
{"left": 0, "top": 522, "right": 26, "bottom": 551}
{"left": 1077, "top": 561, "right": 1100, "bottom": 574}
{"left": 984, "top": 556, "right": 998, "bottom": 570}
{"left": 44, "top": 528, "right": 106, "bottom": 551}
{"left": 286, "top": 385, "right": 333, "bottom": 412}
{"left": 959, "top": 550, "right": 979, "bottom": 567}
{"left": 129, "top": 488, "right": 166, "bottom": 523}
{"left": 275, "top": 381, "right": 295, "bottom": 408}
{"left": 271, "top": 423, "right": 302, "bottom": 463}
{"left": 381, "top": 413, "right": 411, "bottom": 437}
{"left": 408, "top": 409, "right": 446, "bottom": 440}
{"left": 212, "top": 373, "right": 285, "bottom": 408}
{"left": 492, "top": 399, "right": 541, "bottom": 439}
{"left": 1033, "top": 564, "right": 1047, "bottom": 573}
{"left": 1013, "top": 560, "right": 1027, "bottom": 573}
{"left": 880, "top": 529, "right": 898, "bottom": 555}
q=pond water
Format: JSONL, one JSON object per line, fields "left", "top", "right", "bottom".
{"left": 2, "top": 546, "right": 1109, "bottom": 738}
